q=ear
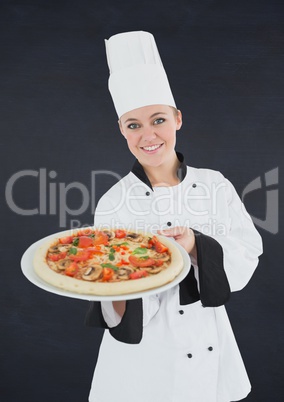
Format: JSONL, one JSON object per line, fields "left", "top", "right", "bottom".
{"left": 118, "top": 119, "right": 127, "bottom": 139}
{"left": 176, "top": 110, "right": 183, "bottom": 131}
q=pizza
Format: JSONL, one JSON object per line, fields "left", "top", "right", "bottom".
{"left": 33, "top": 227, "right": 184, "bottom": 296}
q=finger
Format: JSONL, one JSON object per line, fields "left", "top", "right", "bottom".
{"left": 158, "top": 226, "right": 185, "bottom": 237}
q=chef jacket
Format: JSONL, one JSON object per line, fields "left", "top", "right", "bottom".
{"left": 86, "top": 152, "right": 263, "bottom": 402}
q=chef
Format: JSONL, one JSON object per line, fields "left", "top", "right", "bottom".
{"left": 86, "top": 31, "right": 263, "bottom": 402}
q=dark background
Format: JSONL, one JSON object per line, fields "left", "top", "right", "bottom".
{"left": 1, "top": 0, "right": 283, "bottom": 401}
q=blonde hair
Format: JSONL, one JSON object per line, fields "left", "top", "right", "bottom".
{"left": 170, "top": 106, "right": 179, "bottom": 117}
{"left": 118, "top": 105, "right": 180, "bottom": 125}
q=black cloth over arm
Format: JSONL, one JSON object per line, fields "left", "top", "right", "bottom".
{"left": 85, "top": 299, "right": 143, "bottom": 344}
{"left": 84, "top": 229, "right": 230, "bottom": 344}
{"left": 192, "top": 229, "right": 231, "bottom": 307}
{"left": 179, "top": 265, "right": 200, "bottom": 305}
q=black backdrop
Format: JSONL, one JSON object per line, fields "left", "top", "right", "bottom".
{"left": 1, "top": 0, "right": 283, "bottom": 401}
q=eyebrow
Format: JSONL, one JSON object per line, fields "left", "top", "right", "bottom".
{"left": 123, "top": 112, "right": 167, "bottom": 124}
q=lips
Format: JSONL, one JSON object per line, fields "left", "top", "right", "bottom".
{"left": 141, "top": 144, "right": 163, "bottom": 153}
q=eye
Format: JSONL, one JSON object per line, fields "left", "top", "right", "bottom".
{"left": 153, "top": 118, "right": 165, "bottom": 125}
{"left": 127, "top": 123, "right": 140, "bottom": 129}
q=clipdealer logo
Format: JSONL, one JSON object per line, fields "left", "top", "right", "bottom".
{"left": 242, "top": 167, "right": 279, "bottom": 234}
{"left": 5, "top": 168, "right": 123, "bottom": 227}
{"left": 5, "top": 167, "right": 279, "bottom": 234}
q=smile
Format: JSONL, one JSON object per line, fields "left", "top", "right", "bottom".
{"left": 141, "top": 144, "right": 163, "bottom": 153}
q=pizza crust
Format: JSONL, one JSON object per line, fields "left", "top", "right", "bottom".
{"left": 33, "top": 229, "right": 184, "bottom": 296}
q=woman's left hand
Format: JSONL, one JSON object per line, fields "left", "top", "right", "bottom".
{"left": 157, "top": 226, "right": 197, "bottom": 260}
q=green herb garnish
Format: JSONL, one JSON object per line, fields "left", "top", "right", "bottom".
{"left": 109, "top": 253, "right": 115, "bottom": 261}
{"left": 69, "top": 247, "right": 77, "bottom": 255}
{"left": 101, "top": 263, "right": 119, "bottom": 271}
{"left": 72, "top": 237, "right": 79, "bottom": 246}
{"left": 133, "top": 247, "right": 148, "bottom": 255}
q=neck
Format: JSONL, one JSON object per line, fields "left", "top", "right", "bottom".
{"left": 142, "top": 153, "right": 181, "bottom": 187}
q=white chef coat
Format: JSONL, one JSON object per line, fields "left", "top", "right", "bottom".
{"left": 88, "top": 156, "right": 263, "bottom": 402}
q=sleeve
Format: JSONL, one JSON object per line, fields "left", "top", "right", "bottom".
{"left": 191, "top": 230, "right": 231, "bottom": 307}
{"left": 101, "top": 301, "right": 122, "bottom": 328}
{"left": 85, "top": 299, "right": 143, "bottom": 344}
{"left": 94, "top": 193, "right": 119, "bottom": 229}
{"left": 178, "top": 231, "right": 231, "bottom": 307}
{"left": 85, "top": 297, "right": 160, "bottom": 344}
{"left": 85, "top": 189, "right": 161, "bottom": 343}
{"left": 101, "top": 295, "right": 160, "bottom": 328}
{"left": 189, "top": 176, "right": 263, "bottom": 306}
{"left": 179, "top": 174, "right": 263, "bottom": 307}
{"left": 211, "top": 177, "right": 263, "bottom": 291}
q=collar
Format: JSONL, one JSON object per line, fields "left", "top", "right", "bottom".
{"left": 131, "top": 151, "right": 187, "bottom": 191}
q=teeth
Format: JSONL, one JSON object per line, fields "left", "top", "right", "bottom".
{"left": 143, "top": 145, "right": 161, "bottom": 151}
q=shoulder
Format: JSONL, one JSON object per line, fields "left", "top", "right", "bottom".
{"left": 94, "top": 172, "right": 146, "bottom": 227}
{"left": 184, "top": 166, "right": 236, "bottom": 203}
{"left": 95, "top": 172, "right": 141, "bottom": 211}
{"left": 186, "top": 165, "right": 225, "bottom": 183}
{"left": 186, "top": 166, "right": 242, "bottom": 206}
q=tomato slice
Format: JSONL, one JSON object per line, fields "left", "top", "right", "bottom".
{"left": 129, "top": 270, "right": 149, "bottom": 280}
{"left": 48, "top": 252, "right": 67, "bottom": 261}
{"left": 59, "top": 236, "right": 73, "bottom": 244}
{"left": 102, "top": 268, "right": 114, "bottom": 282}
{"left": 88, "top": 246, "right": 103, "bottom": 256}
{"left": 115, "top": 229, "right": 127, "bottom": 239}
{"left": 151, "top": 236, "right": 168, "bottom": 253}
{"left": 65, "top": 262, "right": 79, "bottom": 277}
{"left": 69, "top": 250, "right": 90, "bottom": 262}
{"left": 78, "top": 236, "right": 94, "bottom": 248}
{"left": 128, "top": 255, "right": 156, "bottom": 268}
{"left": 93, "top": 231, "right": 109, "bottom": 245}
{"left": 76, "top": 228, "right": 94, "bottom": 237}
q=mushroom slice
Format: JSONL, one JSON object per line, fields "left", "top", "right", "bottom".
{"left": 126, "top": 232, "right": 144, "bottom": 243}
{"left": 57, "top": 259, "right": 72, "bottom": 271}
{"left": 144, "top": 266, "right": 164, "bottom": 274}
{"left": 82, "top": 265, "right": 103, "bottom": 281}
{"left": 148, "top": 251, "right": 170, "bottom": 262}
{"left": 101, "top": 230, "right": 115, "bottom": 240}
{"left": 49, "top": 245, "right": 60, "bottom": 253}
{"left": 48, "top": 243, "right": 71, "bottom": 253}
{"left": 48, "top": 261, "right": 59, "bottom": 272}
{"left": 58, "top": 244, "right": 72, "bottom": 253}
{"left": 117, "top": 267, "right": 134, "bottom": 280}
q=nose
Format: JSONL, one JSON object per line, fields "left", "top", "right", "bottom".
{"left": 142, "top": 125, "right": 157, "bottom": 142}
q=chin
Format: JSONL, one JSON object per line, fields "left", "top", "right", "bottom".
{"left": 141, "top": 157, "right": 165, "bottom": 168}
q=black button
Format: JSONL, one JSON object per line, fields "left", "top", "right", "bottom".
{"left": 179, "top": 310, "right": 184, "bottom": 315}
{"left": 167, "top": 221, "right": 172, "bottom": 226}
{"left": 192, "top": 183, "right": 197, "bottom": 188}
{"left": 187, "top": 353, "right": 193, "bottom": 358}
{"left": 208, "top": 346, "right": 213, "bottom": 351}
{"left": 145, "top": 191, "right": 150, "bottom": 196}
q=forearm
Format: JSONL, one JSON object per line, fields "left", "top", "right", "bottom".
{"left": 189, "top": 242, "right": 197, "bottom": 261}
{"left": 112, "top": 300, "right": 126, "bottom": 317}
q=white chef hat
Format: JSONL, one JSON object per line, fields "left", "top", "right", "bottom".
{"left": 105, "top": 31, "right": 176, "bottom": 118}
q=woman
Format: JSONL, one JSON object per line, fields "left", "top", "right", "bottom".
{"left": 86, "top": 31, "right": 263, "bottom": 402}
